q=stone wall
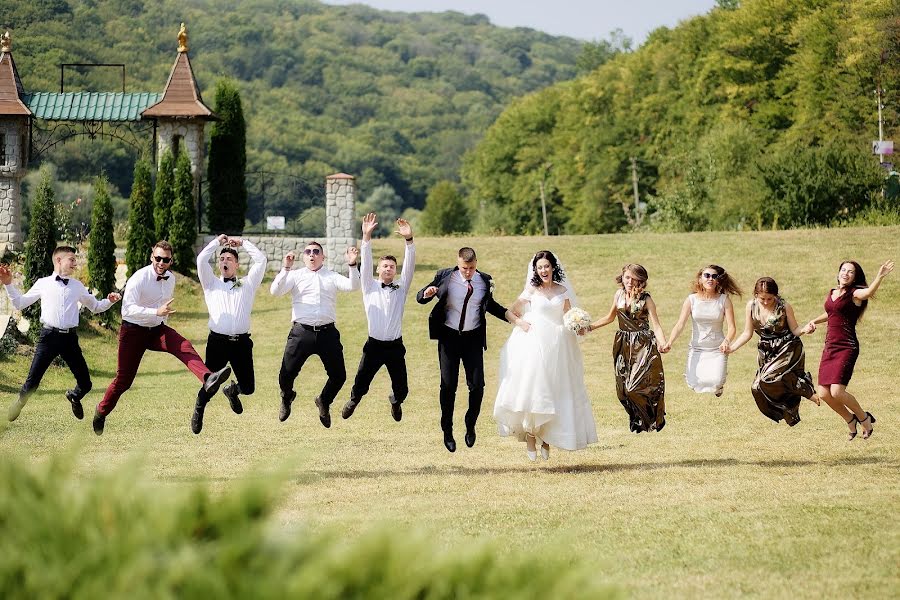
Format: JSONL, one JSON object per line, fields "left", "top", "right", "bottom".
{"left": 194, "top": 234, "right": 358, "bottom": 277}
{"left": 0, "top": 117, "right": 26, "bottom": 248}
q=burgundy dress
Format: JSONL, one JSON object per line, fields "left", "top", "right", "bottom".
{"left": 817, "top": 289, "right": 863, "bottom": 386}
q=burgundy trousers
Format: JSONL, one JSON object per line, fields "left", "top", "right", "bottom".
{"left": 97, "top": 322, "right": 210, "bottom": 415}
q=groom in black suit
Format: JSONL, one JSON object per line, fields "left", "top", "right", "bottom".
{"left": 417, "top": 247, "right": 512, "bottom": 453}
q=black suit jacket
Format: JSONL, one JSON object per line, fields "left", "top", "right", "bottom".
{"left": 416, "top": 267, "right": 508, "bottom": 350}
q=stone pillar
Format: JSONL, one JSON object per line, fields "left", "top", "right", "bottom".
{"left": 0, "top": 116, "right": 27, "bottom": 250}
{"left": 325, "top": 173, "right": 356, "bottom": 272}
{"left": 156, "top": 118, "right": 205, "bottom": 206}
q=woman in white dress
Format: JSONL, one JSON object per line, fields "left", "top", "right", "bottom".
{"left": 663, "top": 265, "right": 742, "bottom": 396}
{"left": 493, "top": 251, "right": 598, "bottom": 461}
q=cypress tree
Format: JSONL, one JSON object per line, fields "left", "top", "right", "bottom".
{"left": 153, "top": 149, "right": 176, "bottom": 242}
{"left": 125, "top": 158, "right": 156, "bottom": 276}
{"left": 207, "top": 79, "right": 247, "bottom": 233}
{"left": 22, "top": 168, "right": 58, "bottom": 338}
{"left": 88, "top": 175, "right": 117, "bottom": 327}
{"left": 169, "top": 150, "right": 197, "bottom": 276}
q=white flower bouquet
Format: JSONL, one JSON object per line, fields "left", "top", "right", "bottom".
{"left": 563, "top": 307, "right": 591, "bottom": 334}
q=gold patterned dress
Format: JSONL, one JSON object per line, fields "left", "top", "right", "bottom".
{"left": 750, "top": 298, "right": 815, "bottom": 426}
{"left": 613, "top": 291, "right": 666, "bottom": 432}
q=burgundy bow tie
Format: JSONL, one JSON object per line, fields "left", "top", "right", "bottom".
{"left": 55, "top": 275, "right": 69, "bottom": 285}
{"left": 157, "top": 275, "right": 169, "bottom": 281}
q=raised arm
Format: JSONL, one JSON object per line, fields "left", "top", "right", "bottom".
{"left": 853, "top": 260, "right": 894, "bottom": 302}
{"left": 396, "top": 218, "right": 416, "bottom": 291}
{"left": 270, "top": 252, "right": 296, "bottom": 296}
{"left": 1, "top": 266, "right": 41, "bottom": 311}
{"left": 664, "top": 297, "right": 692, "bottom": 352}
{"left": 197, "top": 235, "right": 226, "bottom": 289}
{"left": 726, "top": 300, "right": 755, "bottom": 354}
{"left": 360, "top": 213, "right": 377, "bottom": 293}
{"left": 333, "top": 247, "right": 361, "bottom": 292}
{"left": 242, "top": 239, "right": 267, "bottom": 289}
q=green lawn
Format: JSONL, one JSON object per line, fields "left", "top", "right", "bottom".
{"left": 2, "top": 226, "right": 898, "bottom": 598}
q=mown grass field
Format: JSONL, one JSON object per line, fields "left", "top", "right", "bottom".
{"left": 1, "top": 226, "right": 898, "bottom": 598}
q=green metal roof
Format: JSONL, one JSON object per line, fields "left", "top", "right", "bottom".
{"left": 22, "top": 92, "right": 162, "bottom": 121}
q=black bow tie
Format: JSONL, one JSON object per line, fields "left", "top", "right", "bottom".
{"left": 224, "top": 277, "right": 237, "bottom": 283}
{"left": 382, "top": 282, "right": 399, "bottom": 290}
{"left": 157, "top": 275, "right": 170, "bottom": 281}
{"left": 55, "top": 275, "right": 69, "bottom": 285}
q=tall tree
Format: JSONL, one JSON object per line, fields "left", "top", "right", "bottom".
{"left": 125, "top": 158, "right": 156, "bottom": 277}
{"left": 169, "top": 151, "right": 197, "bottom": 275}
{"left": 207, "top": 79, "right": 248, "bottom": 233}
{"left": 153, "top": 149, "right": 175, "bottom": 242}
{"left": 88, "top": 175, "right": 117, "bottom": 327}
{"left": 420, "top": 181, "right": 470, "bottom": 235}
{"left": 23, "top": 168, "right": 58, "bottom": 338}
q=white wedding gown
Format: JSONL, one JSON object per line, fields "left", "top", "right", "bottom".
{"left": 684, "top": 293, "right": 728, "bottom": 395}
{"left": 493, "top": 291, "right": 598, "bottom": 450}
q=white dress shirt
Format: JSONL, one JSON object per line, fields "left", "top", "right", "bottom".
{"left": 270, "top": 262, "right": 360, "bottom": 326}
{"left": 360, "top": 240, "right": 415, "bottom": 341}
{"left": 4, "top": 273, "right": 112, "bottom": 329}
{"left": 121, "top": 264, "right": 176, "bottom": 327}
{"left": 444, "top": 270, "right": 486, "bottom": 332}
{"left": 198, "top": 239, "right": 266, "bottom": 335}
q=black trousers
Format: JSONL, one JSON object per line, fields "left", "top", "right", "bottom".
{"left": 437, "top": 327, "right": 485, "bottom": 435}
{"left": 205, "top": 332, "right": 255, "bottom": 395}
{"left": 279, "top": 323, "right": 346, "bottom": 407}
{"left": 350, "top": 337, "right": 408, "bottom": 405}
{"left": 21, "top": 327, "right": 91, "bottom": 400}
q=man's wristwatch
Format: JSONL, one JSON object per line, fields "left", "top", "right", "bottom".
{"left": 405, "top": 237, "right": 413, "bottom": 242}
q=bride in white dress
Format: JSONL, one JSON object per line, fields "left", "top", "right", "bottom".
{"left": 493, "top": 251, "right": 598, "bottom": 460}
{"left": 664, "top": 265, "right": 742, "bottom": 396}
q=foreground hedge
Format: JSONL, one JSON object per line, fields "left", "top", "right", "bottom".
{"left": 0, "top": 454, "right": 616, "bottom": 599}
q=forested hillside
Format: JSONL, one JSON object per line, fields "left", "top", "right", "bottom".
{"left": 4, "top": 0, "right": 584, "bottom": 216}
{"left": 463, "top": 0, "right": 899, "bottom": 234}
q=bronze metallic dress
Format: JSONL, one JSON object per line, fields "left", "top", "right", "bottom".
{"left": 613, "top": 291, "right": 666, "bottom": 432}
{"left": 750, "top": 299, "right": 815, "bottom": 426}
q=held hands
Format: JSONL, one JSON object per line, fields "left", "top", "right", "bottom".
{"left": 660, "top": 343, "right": 671, "bottom": 354}
{"left": 396, "top": 218, "right": 413, "bottom": 240}
{"left": 107, "top": 292, "right": 122, "bottom": 304}
{"left": 283, "top": 252, "right": 295, "bottom": 270}
{"left": 718, "top": 340, "right": 730, "bottom": 353}
{"left": 516, "top": 317, "right": 531, "bottom": 332}
{"left": 802, "top": 321, "right": 816, "bottom": 335}
{"left": 346, "top": 246, "right": 359, "bottom": 265}
{"left": 422, "top": 286, "right": 439, "bottom": 299}
{"left": 0, "top": 264, "right": 12, "bottom": 285}
{"left": 156, "top": 298, "right": 176, "bottom": 317}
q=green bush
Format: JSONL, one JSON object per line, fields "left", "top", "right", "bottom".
{"left": 22, "top": 168, "right": 58, "bottom": 340}
{"left": 207, "top": 79, "right": 248, "bottom": 234}
{"left": 0, "top": 454, "right": 615, "bottom": 599}
{"left": 87, "top": 175, "right": 118, "bottom": 328}
{"left": 125, "top": 158, "right": 156, "bottom": 277}
{"left": 170, "top": 151, "right": 197, "bottom": 276}
{"left": 153, "top": 150, "right": 176, "bottom": 242}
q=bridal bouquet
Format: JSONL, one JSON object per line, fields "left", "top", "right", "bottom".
{"left": 563, "top": 307, "right": 591, "bottom": 334}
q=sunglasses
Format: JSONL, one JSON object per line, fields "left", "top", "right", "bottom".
{"left": 702, "top": 272, "right": 720, "bottom": 279}
{"left": 303, "top": 248, "right": 322, "bottom": 256}
{"left": 153, "top": 255, "right": 172, "bottom": 264}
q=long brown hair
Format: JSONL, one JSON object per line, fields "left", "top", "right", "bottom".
{"left": 837, "top": 260, "right": 869, "bottom": 318}
{"left": 616, "top": 263, "right": 648, "bottom": 299}
{"left": 692, "top": 264, "right": 743, "bottom": 296}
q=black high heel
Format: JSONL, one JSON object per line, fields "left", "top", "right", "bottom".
{"left": 861, "top": 412, "right": 876, "bottom": 440}
{"left": 846, "top": 415, "right": 859, "bottom": 441}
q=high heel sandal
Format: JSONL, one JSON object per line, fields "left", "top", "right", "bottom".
{"left": 525, "top": 433, "right": 537, "bottom": 462}
{"left": 860, "top": 412, "right": 876, "bottom": 440}
{"left": 540, "top": 442, "right": 550, "bottom": 461}
{"left": 846, "top": 415, "right": 859, "bottom": 441}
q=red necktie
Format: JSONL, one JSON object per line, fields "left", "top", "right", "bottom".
{"left": 458, "top": 279, "right": 474, "bottom": 332}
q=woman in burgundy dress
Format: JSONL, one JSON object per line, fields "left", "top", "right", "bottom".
{"left": 806, "top": 260, "right": 894, "bottom": 440}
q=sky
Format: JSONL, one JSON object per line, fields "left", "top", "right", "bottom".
{"left": 322, "top": 0, "right": 719, "bottom": 45}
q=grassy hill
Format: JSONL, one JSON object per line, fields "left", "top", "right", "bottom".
{"left": 1, "top": 226, "right": 898, "bottom": 597}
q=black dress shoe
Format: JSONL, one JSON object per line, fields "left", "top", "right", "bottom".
{"left": 444, "top": 433, "right": 456, "bottom": 453}
{"left": 203, "top": 366, "right": 232, "bottom": 395}
{"left": 465, "top": 430, "right": 476, "bottom": 448}
{"left": 279, "top": 390, "right": 296, "bottom": 422}
{"left": 65, "top": 390, "right": 84, "bottom": 420}
{"left": 341, "top": 399, "right": 358, "bottom": 419}
{"left": 92, "top": 409, "right": 106, "bottom": 436}
{"left": 191, "top": 395, "right": 207, "bottom": 435}
{"left": 223, "top": 381, "right": 243, "bottom": 414}
{"left": 314, "top": 396, "right": 331, "bottom": 428}
{"left": 391, "top": 402, "right": 402, "bottom": 422}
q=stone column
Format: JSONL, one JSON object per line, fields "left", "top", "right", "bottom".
{"left": 325, "top": 173, "right": 356, "bottom": 272}
{"left": 156, "top": 119, "right": 205, "bottom": 207}
{"left": 0, "top": 116, "right": 26, "bottom": 250}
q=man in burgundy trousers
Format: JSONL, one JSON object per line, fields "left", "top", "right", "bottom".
{"left": 93, "top": 241, "right": 230, "bottom": 435}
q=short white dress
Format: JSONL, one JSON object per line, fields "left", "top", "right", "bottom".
{"left": 684, "top": 293, "right": 728, "bottom": 395}
{"left": 493, "top": 289, "right": 598, "bottom": 450}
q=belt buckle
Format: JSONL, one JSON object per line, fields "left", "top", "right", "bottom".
{"left": 312, "top": 324, "right": 323, "bottom": 332}
{"left": 228, "top": 334, "right": 240, "bottom": 341}
{"left": 57, "top": 327, "right": 69, "bottom": 333}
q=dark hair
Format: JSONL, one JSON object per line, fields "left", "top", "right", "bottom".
{"left": 837, "top": 260, "right": 869, "bottom": 318}
{"left": 458, "top": 247, "right": 477, "bottom": 262}
{"left": 379, "top": 255, "right": 397, "bottom": 265}
{"left": 153, "top": 240, "right": 173, "bottom": 253}
{"left": 693, "top": 264, "right": 743, "bottom": 296}
{"left": 616, "top": 263, "right": 648, "bottom": 296}
{"left": 219, "top": 247, "right": 238, "bottom": 260}
{"left": 529, "top": 250, "right": 565, "bottom": 287}
{"left": 754, "top": 277, "right": 779, "bottom": 296}
{"left": 53, "top": 245, "right": 77, "bottom": 257}
{"left": 305, "top": 241, "right": 324, "bottom": 252}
